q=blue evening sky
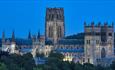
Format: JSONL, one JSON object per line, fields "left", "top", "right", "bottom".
{"left": 0, "top": 0, "right": 115, "bottom": 38}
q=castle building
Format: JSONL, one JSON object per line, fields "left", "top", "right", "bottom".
{"left": 84, "top": 22, "right": 114, "bottom": 66}
{"left": 45, "top": 8, "right": 65, "bottom": 44}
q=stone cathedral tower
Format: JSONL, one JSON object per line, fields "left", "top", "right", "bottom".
{"left": 84, "top": 22, "right": 114, "bottom": 65}
{"left": 45, "top": 8, "right": 65, "bottom": 44}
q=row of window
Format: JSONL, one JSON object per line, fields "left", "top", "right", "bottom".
{"left": 47, "top": 14, "right": 63, "bottom": 20}
{"left": 48, "top": 26, "right": 62, "bottom": 38}
{"left": 86, "top": 40, "right": 90, "bottom": 44}
{"left": 86, "top": 40, "right": 100, "bottom": 44}
{"left": 86, "top": 40, "right": 112, "bottom": 45}
{"left": 85, "top": 32, "right": 113, "bottom": 36}
{"left": 58, "top": 46, "right": 83, "bottom": 49}
{"left": 63, "top": 53, "right": 83, "bottom": 57}
{"left": 82, "top": 58, "right": 90, "bottom": 63}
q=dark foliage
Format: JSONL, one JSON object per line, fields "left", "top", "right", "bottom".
{"left": 65, "top": 33, "right": 84, "bottom": 39}
{"left": 0, "top": 52, "right": 35, "bottom": 70}
{"left": 1, "top": 51, "right": 115, "bottom": 70}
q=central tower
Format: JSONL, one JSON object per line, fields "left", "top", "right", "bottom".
{"left": 45, "top": 8, "right": 65, "bottom": 44}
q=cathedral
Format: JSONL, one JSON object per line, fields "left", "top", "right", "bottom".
{"left": 45, "top": 8, "right": 115, "bottom": 66}
{"left": 1, "top": 7, "right": 115, "bottom": 66}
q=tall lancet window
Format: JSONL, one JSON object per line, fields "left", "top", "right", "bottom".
{"left": 49, "top": 26, "right": 53, "bottom": 38}
{"left": 101, "top": 48, "right": 106, "bottom": 58}
{"left": 57, "top": 26, "right": 62, "bottom": 38}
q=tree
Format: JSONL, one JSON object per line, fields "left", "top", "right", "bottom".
{"left": 1, "top": 53, "right": 24, "bottom": 70}
{"left": 36, "top": 52, "right": 44, "bottom": 57}
{"left": 95, "top": 65, "right": 105, "bottom": 70}
{"left": 43, "top": 52, "right": 65, "bottom": 70}
{"left": 47, "top": 52, "right": 64, "bottom": 66}
{"left": 110, "top": 61, "right": 115, "bottom": 70}
{"left": 83, "top": 63, "right": 95, "bottom": 70}
{"left": 69, "top": 61, "right": 75, "bottom": 70}
{"left": 74, "top": 63, "right": 83, "bottom": 70}
{"left": 61, "top": 61, "right": 71, "bottom": 70}
{"left": 0, "top": 62, "right": 8, "bottom": 70}
{"left": 34, "top": 65, "right": 44, "bottom": 70}
{"left": 1, "top": 52, "right": 35, "bottom": 70}
{"left": 65, "top": 33, "right": 84, "bottom": 39}
{"left": 21, "top": 53, "right": 35, "bottom": 70}
{"left": 43, "top": 65, "right": 51, "bottom": 70}
{"left": 48, "top": 51, "right": 64, "bottom": 61}
{"left": 33, "top": 67, "right": 43, "bottom": 70}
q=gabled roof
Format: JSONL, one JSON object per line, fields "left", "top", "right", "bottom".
{"left": 55, "top": 48, "right": 84, "bottom": 53}
{"left": 57, "top": 39, "right": 84, "bottom": 45}
{"left": 45, "top": 38, "right": 84, "bottom": 45}
{"left": 15, "top": 38, "right": 32, "bottom": 46}
{"left": 45, "top": 39, "right": 53, "bottom": 45}
{"left": 0, "top": 38, "right": 32, "bottom": 46}
{"left": 20, "top": 48, "right": 32, "bottom": 53}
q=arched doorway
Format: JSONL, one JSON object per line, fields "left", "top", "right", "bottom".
{"left": 101, "top": 48, "right": 106, "bottom": 58}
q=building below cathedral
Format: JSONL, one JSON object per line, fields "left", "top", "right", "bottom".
{"left": 0, "top": 7, "right": 115, "bottom": 66}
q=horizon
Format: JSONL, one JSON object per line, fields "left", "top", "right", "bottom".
{"left": 0, "top": 0, "right": 115, "bottom": 38}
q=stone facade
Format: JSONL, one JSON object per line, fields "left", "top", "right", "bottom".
{"left": 1, "top": 7, "right": 115, "bottom": 66}
{"left": 55, "top": 39, "right": 84, "bottom": 63}
{"left": 2, "top": 31, "right": 17, "bottom": 54}
{"left": 84, "top": 22, "right": 114, "bottom": 65}
{"left": 45, "top": 8, "right": 65, "bottom": 44}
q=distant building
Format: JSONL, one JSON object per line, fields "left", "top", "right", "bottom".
{"left": 1, "top": 31, "right": 33, "bottom": 54}
{"left": 84, "top": 22, "right": 114, "bottom": 66}
{"left": 2, "top": 31, "right": 17, "bottom": 54}
{"left": 45, "top": 8, "right": 84, "bottom": 63}
{"left": 1, "top": 7, "right": 115, "bottom": 66}
{"left": 45, "top": 8, "right": 65, "bottom": 44}
{"left": 55, "top": 39, "right": 84, "bottom": 63}
{"left": 45, "top": 8, "right": 115, "bottom": 66}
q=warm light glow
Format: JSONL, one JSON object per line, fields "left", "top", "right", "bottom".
{"left": 11, "top": 44, "right": 15, "bottom": 53}
{"left": 63, "top": 56, "right": 73, "bottom": 62}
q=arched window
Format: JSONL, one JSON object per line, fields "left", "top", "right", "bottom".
{"left": 49, "top": 26, "right": 53, "bottom": 38}
{"left": 57, "top": 26, "right": 62, "bottom": 38}
{"left": 101, "top": 48, "right": 106, "bottom": 58}
{"left": 49, "top": 27, "right": 51, "bottom": 37}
